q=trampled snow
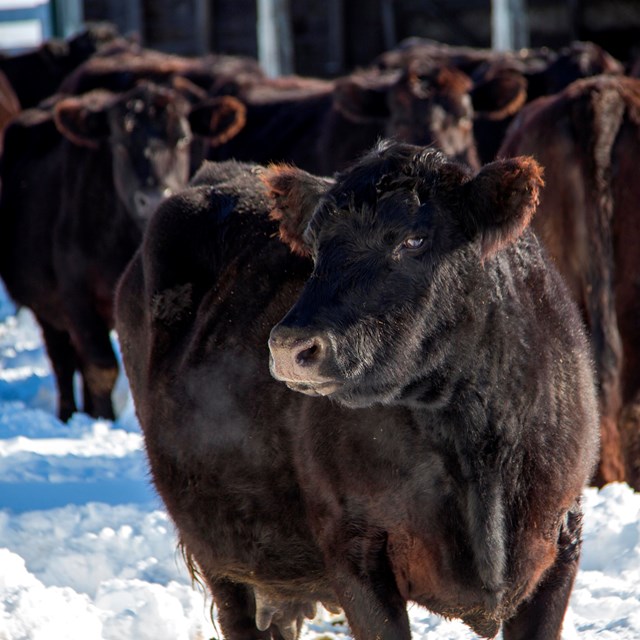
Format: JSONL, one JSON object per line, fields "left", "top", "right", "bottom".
{"left": 0, "top": 280, "right": 639, "bottom": 640}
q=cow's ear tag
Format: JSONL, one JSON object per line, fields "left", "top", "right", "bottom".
{"left": 53, "top": 97, "right": 109, "bottom": 148}
{"left": 461, "top": 156, "right": 544, "bottom": 259}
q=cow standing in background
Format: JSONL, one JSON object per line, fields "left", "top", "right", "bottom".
{"left": 0, "top": 81, "right": 233, "bottom": 421}
{"left": 116, "top": 142, "right": 598, "bottom": 640}
{"left": 499, "top": 74, "right": 640, "bottom": 489}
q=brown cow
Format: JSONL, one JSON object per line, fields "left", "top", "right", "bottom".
{"left": 499, "top": 74, "right": 640, "bottom": 488}
{"left": 0, "top": 81, "right": 236, "bottom": 421}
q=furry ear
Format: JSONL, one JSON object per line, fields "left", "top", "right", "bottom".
{"left": 171, "top": 75, "right": 208, "bottom": 104}
{"left": 188, "top": 96, "right": 246, "bottom": 146}
{"left": 53, "top": 96, "right": 110, "bottom": 148}
{"left": 461, "top": 156, "right": 544, "bottom": 259}
{"left": 333, "top": 73, "right": 392, "bottom": 123}
{"left": 261, "top": 165, "right": 333, "bottom": 257}
{"left": 470, "top": 69, "right": 527, "bottom": 120}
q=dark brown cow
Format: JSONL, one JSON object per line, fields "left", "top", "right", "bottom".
{"left": 0, "top": 81, "right": 232, "bottom": 421}
{"left": 116, "top": 143, "right": 598, "bottom": 640}
{"left": 499, "top": 74, "right": 640, "bottom": 488}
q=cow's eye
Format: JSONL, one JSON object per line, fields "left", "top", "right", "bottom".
{"left": 403, "top": 237, "right": 425, "bottom": 251}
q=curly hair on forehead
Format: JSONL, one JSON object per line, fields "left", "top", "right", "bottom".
{"left": 327, "top": 140, "right": 472, "bottom": 211}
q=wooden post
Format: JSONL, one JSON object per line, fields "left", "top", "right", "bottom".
{"left": 195, "top": 0, "right": 211, "bottom": 54}
{"left": 327, "top": 0, "right": 345, "bottom": 75}
{"left": 380, "top": 0, "right": 396, "bottom": 50}
{"left": 257, "top": 0, "right": 294, "bottom": 77}
{"left": 51, "top": 0, "right": 84, "bottom": 38}
{"left": 511, "top": 0, "right": 529, "bottom": 49}
{"left": 492, "top": 0, "right": 529, "bottom": 51}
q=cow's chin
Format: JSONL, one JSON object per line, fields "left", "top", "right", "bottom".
{"left": 284, "top": 380, "right": 343, "bottom": 397}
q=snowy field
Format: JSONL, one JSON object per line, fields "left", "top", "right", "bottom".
{"left": 0, "top": 280, "right": 639, "bottom": 640}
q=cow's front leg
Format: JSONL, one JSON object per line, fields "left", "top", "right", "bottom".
{"left": 62, "top": 288, "right": 118, "bottom": 419}
{"left": 39, "top": 318, "right": 79, "bottom": 421}
{"left": 502, "top": 504, "right": 583, "bottom": 640}
{"left": 325, "top": 529, "right": 410, "bottom": 640}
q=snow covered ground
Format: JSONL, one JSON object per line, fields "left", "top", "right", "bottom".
{"left": 0, "top": 280, "right": 639, "bottom": 640}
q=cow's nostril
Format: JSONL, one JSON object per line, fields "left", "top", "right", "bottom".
{"left": 296, "top": 342, "right": 321, "bottom": 367}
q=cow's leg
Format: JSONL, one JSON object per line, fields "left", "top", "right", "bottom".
{"left": 502, "top": 506, "right": 582, "bottom": 640}
{"left": 63, "top": 297, "right": 118, "bottom": 420}
{"left": 209, "top": 579, "right": 273, "bottom": 640}
{"left": 39, "top": 319, "right": 78, "bottom": 422}
{"left": 79, "top": 363, "right": 94, "bottom": 417}
{"left": 79, "top": 355, "right": 118, "bottom": 420}
{"left": 323, "top": 531, "right": 410, "bottom": 640}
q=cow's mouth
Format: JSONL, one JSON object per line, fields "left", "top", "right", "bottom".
{"left": 284, "top": 380, "right": 343, "bottom": 397}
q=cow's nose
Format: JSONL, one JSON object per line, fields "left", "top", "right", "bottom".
{"left": 133, "top": 189, "right": 170, "bottom": 218}
{"left": 268, "top": 326, "right": 336, "bottom": 391}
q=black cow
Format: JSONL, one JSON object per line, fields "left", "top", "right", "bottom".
{"left": 265, "top": 142, "right": 598, "bottom": 639}
{"left": 116, "top": 142, "right": 598, "bottom": 640}
{"left": 0, "top": 81, "right": 230, "bottom": 421}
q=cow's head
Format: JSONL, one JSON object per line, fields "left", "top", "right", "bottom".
{"left": 386, "top": 64, "right": 479, "bottom": 168}
{"left": 53, "top": 81, "right": 195, "bottom": 221}
{"left": 265, "top": 141, "right": 542, "bottom": 407}
{"left": 332, "top": 66, "right": 480, "bottom": 169}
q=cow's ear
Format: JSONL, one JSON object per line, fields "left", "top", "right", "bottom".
{"left": 171, "top": 75, "right": 208, "bottom": 104}
{"left": 470, "top": 70, "right": 527, "bottom": 120}
{"left": 460, "top": 156, "right": 543, "bottom": 259}
{"left": 333, "top": 75, "right": 391, "bottom": 123}
{"left": 188, "top": 96, "right": 246, "bottom": 147}
{"left": 53, "top": 97, "right": 109, "bottom": 148}
{"left": 262, "top": 165, "right": 333, "bottom": 257}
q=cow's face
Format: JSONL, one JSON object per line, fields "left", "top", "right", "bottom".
{"left": 265, "top": 142, "right": 542, "bottom": 407}
{"left": 387, "top": 66, "right": 478, "bottom": 168}
{"left": 53, "top": 82, "right": 192, "bottom": 221}
{"left": 107, "top": 83, "right": 192, "bottom": 220}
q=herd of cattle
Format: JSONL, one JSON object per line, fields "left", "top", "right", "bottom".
{"left": 0, "top": 23, "right": 638, "bottom": 640}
